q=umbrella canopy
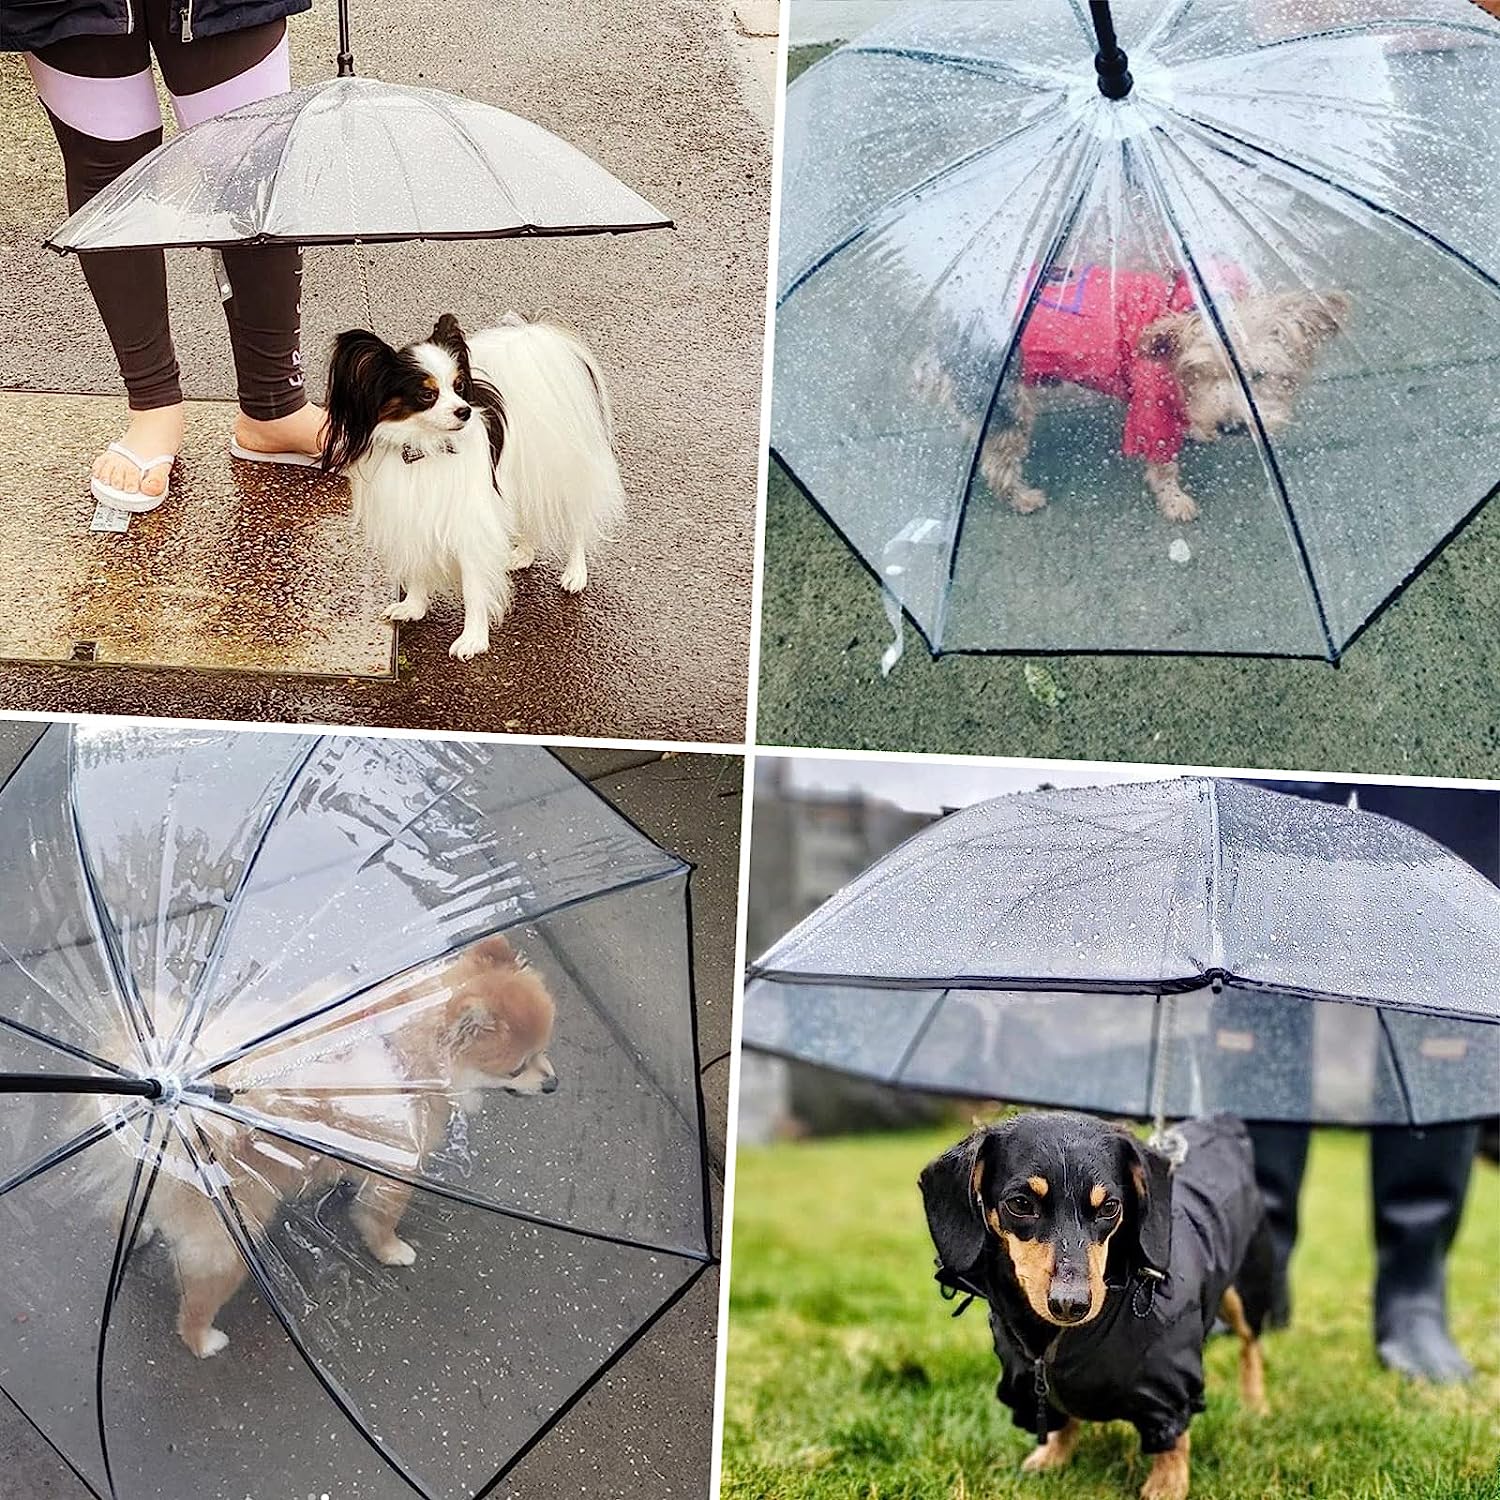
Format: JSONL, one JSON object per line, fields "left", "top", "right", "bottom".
{"left": 46, "top": 76, "right": 671, "bottom": 251}
{"left": 743, "top": 777, "right": 1500, "bottom": 1126}
{"left": 0, "top": 725, "right": 711, "bottom": 1500}
{"left": 772, "top": 0, "right": 1500, "bottom": 662}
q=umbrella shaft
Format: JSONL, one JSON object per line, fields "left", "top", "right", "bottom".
{"left": 1088, "top": 1, "right": 1133, "bottom": 99}
{"left": 337, "top": 0, "right": 354, "bottom": 75}
{"left": 0, "top": 1072, "right": 159, "bottom": 1098}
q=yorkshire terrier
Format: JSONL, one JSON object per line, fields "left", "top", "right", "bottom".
{"left": 916, "top": 266, "right": 1350, "bottom": 523}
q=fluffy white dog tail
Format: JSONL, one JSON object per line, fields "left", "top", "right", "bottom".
{"left": 468, "top": 319, "right": 626, "bottom": 567}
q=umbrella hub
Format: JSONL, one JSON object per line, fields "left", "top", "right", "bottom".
{"left": 1088, "top": 0, "right": 1134, "bottom": 100}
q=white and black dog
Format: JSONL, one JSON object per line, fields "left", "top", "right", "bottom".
{"left": 322, "top": 312, "right": 624, "bottom": 659}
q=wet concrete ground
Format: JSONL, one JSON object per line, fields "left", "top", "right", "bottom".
{"left": 0, "top": 0, "right": 769, "bottom": 741}
{"left": 0, "top": 727, "right": 741, "bottom": 1499}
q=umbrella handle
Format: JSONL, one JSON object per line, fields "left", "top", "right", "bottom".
{"left": 337, "top": 0, "right": 355, "bottom": 76}
{"left": 1088, "top": 1, "right": 1134, "bottom": 100}
{"left": 0, "top": 1072, "right": 160, "bottom": 1098}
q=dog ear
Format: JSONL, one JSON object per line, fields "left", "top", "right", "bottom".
{"left": 321, "top": 329, "right": 399, "bottom": 471}
{"left": 1116, "top": 1131, "right": 1174, "bottom": 1276}
{"left": 919, "top": 1127, "right": 995, "bottom": 1275}
{"left": 1139, "top": 313, "right": 1193, "bottom": 362}
{"left": 430, "top": 313, "right": 468, "bottom": 352}
{"left": 1309, "top": 290, "right": 1351, "bottom": 339}
{"left": 1271, "top": 291, "right": 1350, "bottom": 349}
{"left": 467, "top": 934, "right": 516, "bottom": 966}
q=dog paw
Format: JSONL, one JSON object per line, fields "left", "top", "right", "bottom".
{"left": 186, "top": 1326, "right": 229, "bottom": 1359}
{"left": 375, "top": 1237, "right": 417, "bottom": 1267}
{"left": 1012, "top": 486, "right": 1048, "bottom": 515}
{"left": 1021, "top": 1446, "right": 1067, "bottom": 1474}
{"left": 1157, "top": 490, "right": 1199, "bottom": 524}
{"left": 559, "top": 559, "right": 588, "bottom": 593}
{"left": 386, "top": 596, "right": 428, "bottom": 622}
{"left": 507, "top": 541, "right": 537, "bottom": 571}
{"left": 449, "top": 629, "right": 490, "bottom": 660}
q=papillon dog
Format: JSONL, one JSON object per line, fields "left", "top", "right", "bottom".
{"left": 322, "top": 311, "right": 624, "bottom": 658}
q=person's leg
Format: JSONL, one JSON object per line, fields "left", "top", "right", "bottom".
{"left": 1246, "top": 1122, "right": 1311, "bottom": 1329}
{"left": 1371, "top": 1124, "right": 1479, "bottom": 1383}
{"left": 25, "top": 39, "right": 183, "bottom": 500}
{"left": 148, "top": 13, "right": 324, "bottom": 457}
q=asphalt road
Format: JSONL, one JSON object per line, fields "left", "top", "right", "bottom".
{"left": 0, "top": 0, "right": 769, "bottom": 742}
{"left": 0, "top": 724, "right": 741, "bottom": 1500}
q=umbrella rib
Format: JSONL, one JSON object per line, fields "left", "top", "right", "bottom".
{"left": 175, "top": 1117, "right": 434, "bottom": 1499}
{"left": 0, "top": 1103, "right": 145, "bottom": 1200}
{"left": 1375, "top": 1008, "right": 1419, "bottom": 1128}
{"left": 1155, "top": 105, "right": 1500, "bottom": 295}
{"left": 841, "top": 42, "right": 1057, "bottom": 92}
{"left": 65, "top": 734, "right": 155, "bottom": 1060}
{"left": 889, "top": 987, "right": 950, "bottom": 1085}
{"left": 422, "top": 92, "right": 530, "bottom": 227}
{"left": 190, "top": 1095, "right": 712, "bottom": 1264}
{"left": 1181, "top": 17, "right": 1498, "bottom": 70}
{"left": 171, "top": 735, "right": 325, "bottom": 1061}
{"left": 1131, "top": 131, "right": 1339, "bottom": 660}
{"left": 470, "top": 1259, "right": 711, "bottom": 1500}
{"left": 93, "top": 1112, "right": 163, "bottom": 1500}
{"left": 935, "top": 124, "right": 1102, "bottom": 647}
{"left": 196, "top": 864, "right": 688, "bottom": 1081}
{"left": 0, "top": 1010, "right": 129, "bottom": 1077}
{"left": 776, "top": 95, "right": 1077, "bottom": 310}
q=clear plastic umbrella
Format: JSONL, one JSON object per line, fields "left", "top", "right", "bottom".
{"left": 44, "top": 7, "right": 669, "bottom": 252}
{"left": 0, "top": 724, "right": 712, "bottom": 1500}
{"left": 743, "top": 777, "right": 1500, "bottom": 1127}
{"left": 773, "top": 0, "right": 1500, "bottom": 665}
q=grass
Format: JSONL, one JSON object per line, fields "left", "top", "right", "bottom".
{"left": 721, "top": 1127, "right": 1500, "bottom": 1500}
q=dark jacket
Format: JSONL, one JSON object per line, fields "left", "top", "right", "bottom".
{"left": 979, "top": 1115, "right": 1262, "bottom": 1453}
{"left": 3, "top": 0, "right": 309, "bottom": 54}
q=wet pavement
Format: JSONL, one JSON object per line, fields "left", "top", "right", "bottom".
{"left": 0, "top": 729, "right": 742, "bottom": 1500}
{"left": 0, "top": 394, "right": 393, "bottom": 677}
{"left": 0, "top": 0, "right": 768, "bottom": 741}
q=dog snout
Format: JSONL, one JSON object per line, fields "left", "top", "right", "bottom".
{"left": 1046, "top": 1284, "right": 1092, "bottom": 1324}
{"left": 453, "top": 404, "right": 472, "bottom": 424}
{"left": 541, "top": 1073, "right": 559, "bottom": 1094}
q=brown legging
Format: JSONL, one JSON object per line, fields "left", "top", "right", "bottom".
{"left": 28, "top": 0, "right": 305, "bottom": 419}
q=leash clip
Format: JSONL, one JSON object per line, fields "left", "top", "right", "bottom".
{"left": 1131, "top": 1268, "right": 1166, "bottom": 1317}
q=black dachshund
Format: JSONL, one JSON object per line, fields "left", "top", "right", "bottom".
{"left": 920, "top": 1112, "right": 1272, "bottom": 1500}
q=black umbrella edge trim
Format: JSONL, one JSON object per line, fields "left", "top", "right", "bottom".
{"left": 682, "top": 871, "right": 720, "bottom": 1259}
{"left": 1134, "top": 131, "right": 1339, "bottom": 661}
{"left": 469, "top": 1260, "right": 711, "bottom": 1500}
{"left": 743, "top": 965, "right": 1500, "bottom": 1027}
{"left": 742, "top": 1038, "right": 1498, "bottom": 1130}
{"left": 177, "top": 1117, "right": 434, "bottom": 1499}
{"left": 45, "top": 221, "right": 674, "bottom": 255}
{"left": 189, "top": 1094, "right": 713, "bottom": 1265}
{"left": 767, "top": 448, "right": 1336, "bottom": 663}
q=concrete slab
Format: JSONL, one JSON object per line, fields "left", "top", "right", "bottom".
{"left": 0, "top": 393, "right": 394, "bottom": 678}
{"left": 0, "top": 0, "right": 767, "bottom": 740}
{"left": 0, "top": 736, "right": 741, "bottom": 1500}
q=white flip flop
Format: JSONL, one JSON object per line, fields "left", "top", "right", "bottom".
{"left": 89, "top": 441, "right": 175, "bottom": 514}
{"left": 228, "top": 439, "right": 322, "bottom": 468}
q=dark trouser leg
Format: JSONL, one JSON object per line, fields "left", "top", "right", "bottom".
{"left": 1246, "top": 1122, "right": 1310, "bottom": 1329}
{"left": 27, "top": 29, "right": 182, "bottom": 412}
{"left": 1371, "top": 1124, "right": 1478, "bottom": 1383}
{"left": 149, "top": 11, "right": 307, "bottom": 420}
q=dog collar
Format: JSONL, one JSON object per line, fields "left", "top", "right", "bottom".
{"left": 401, "top": 440, "right": 458, "bottom": 464}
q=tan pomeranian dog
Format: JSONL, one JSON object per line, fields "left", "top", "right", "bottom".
{"left": 106, "top": 934, "right": 557, "bottom": 1358}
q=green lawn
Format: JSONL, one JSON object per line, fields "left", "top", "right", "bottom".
{"left": 721, "top": 1127, "right": 1500, "bottom": 1500}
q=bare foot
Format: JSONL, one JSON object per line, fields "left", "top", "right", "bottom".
{"left": 93, "top": 404, "right": 185, "bottom": 500}
{"left": 233, "top": 403, "right": 327, "bottom": 459}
